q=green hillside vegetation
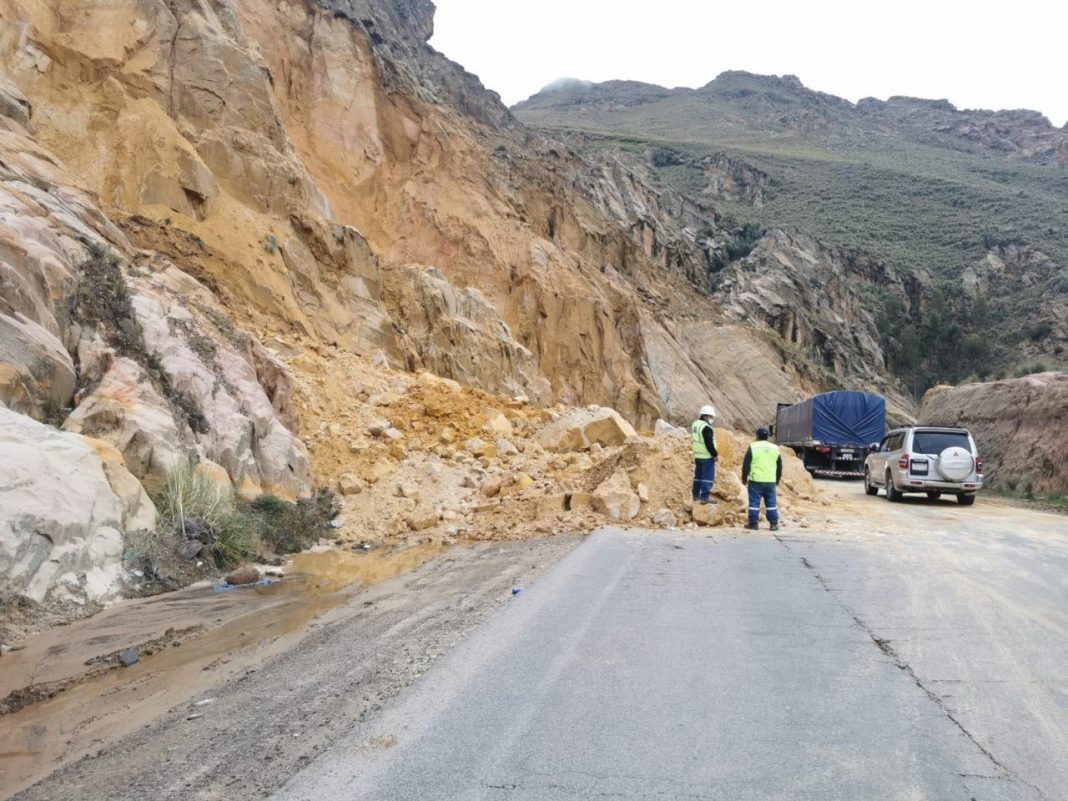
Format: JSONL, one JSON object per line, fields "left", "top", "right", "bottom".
{"left": 514, "top": 73, "right": 1068, "bottom": 394}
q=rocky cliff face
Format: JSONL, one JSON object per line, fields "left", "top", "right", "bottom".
{"left": 0, "top": 0, "right": 842, "bottom": 431}
{"left": 920, "top": 373, "right": 1068, "bottom": 495}
{"left": 0, "top": 0, "right": 863, "bottom": 607}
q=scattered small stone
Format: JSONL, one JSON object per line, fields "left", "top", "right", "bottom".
{"left": 193, "top": 698, "right": 216, "bottom": 707}
{"left": 187, "top": 713, "right": 203, "bottom": 721}
{"left": 367, "top": 419, "right": 391, "bottom": 436}
{"left": 495, "top": 437, "right": 519, "bottom": 457}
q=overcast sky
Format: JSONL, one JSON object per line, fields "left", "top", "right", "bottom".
{"left": 430, "top": 0, "right": 1068, "bottom": 126}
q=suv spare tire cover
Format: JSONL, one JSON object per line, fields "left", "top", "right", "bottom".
{"left": 937, "top": 447, "right": 974, "bottom": 481}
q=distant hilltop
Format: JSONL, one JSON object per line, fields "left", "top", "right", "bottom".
{"left": 516, "top": 70, "right": 1062, "bottom": 131}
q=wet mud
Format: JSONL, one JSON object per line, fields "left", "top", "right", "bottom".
{"left": 0, "top": 544, "right": 441, "bottom": 799}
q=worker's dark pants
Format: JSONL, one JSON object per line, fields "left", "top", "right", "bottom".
{"left": 747, "top": 482, "right": 779, "bottom": 525}
{"left": 692, "top": 458, "right": 716, "bottom": 501}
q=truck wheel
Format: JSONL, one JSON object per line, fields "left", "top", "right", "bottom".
{"left": 957, "top": 493, "right": 976, "bottom": 506}
{"left": 885, "top": 471, "right": 903, "bottom": 502}
{"left": 864, "top": 468, "right": 878, "bottom": 496}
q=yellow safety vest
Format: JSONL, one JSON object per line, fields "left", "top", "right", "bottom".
{"left": 748, "top": 440, "right": 780, "bottom": 483}
{"left": 691, "top": 420, "right": 714, "bottom": 460}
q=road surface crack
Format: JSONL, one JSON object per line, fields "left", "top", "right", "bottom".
{"left": 778, "top": 536, "right": 1050, "bottom": 801}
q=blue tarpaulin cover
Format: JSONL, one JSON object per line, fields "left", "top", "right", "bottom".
{"left": 776, "top": 391, "right": 886, "bottom": 446}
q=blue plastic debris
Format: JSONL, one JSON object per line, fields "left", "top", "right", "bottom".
{"left": 212, "top": 583, "right": 235, "bottom": 592}
{"left": 511, "top": 586, "right": 522, "bottom": 596}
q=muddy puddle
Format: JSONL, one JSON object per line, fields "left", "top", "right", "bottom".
{"left": 0, "top": 543, "right": 442, "bottom": 800}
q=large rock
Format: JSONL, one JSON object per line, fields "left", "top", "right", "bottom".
{"left": 537, "top": 406, "right": 637, "bottom": 453}
{"left": 591, "top": 468, "right": 640, "bottom": 521}
{"left": 691, "top": 502, "right": 728, "bottom": 527}
{"left": 920, "top": 373, "right": 1068, "bottom": 495}
{"left": 0, "top": 407, "right": 153, "bottom": 604}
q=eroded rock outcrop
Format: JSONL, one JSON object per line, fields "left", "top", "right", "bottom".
{"left": 385, "top": 266, "right": 551, "bottom": 403}
{"left": 0, "top": 407, "right": 154, "bottom": 605}
{"left": 920, "top": 373, "right": 1068, "bottom": 495}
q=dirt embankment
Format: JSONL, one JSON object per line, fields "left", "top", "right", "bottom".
{"left": 921, "top": 372, "right": 1068, "bottom": 495}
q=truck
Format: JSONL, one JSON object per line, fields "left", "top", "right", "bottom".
{"left": 773, "top": 391, "right": 886, "bottom": 478}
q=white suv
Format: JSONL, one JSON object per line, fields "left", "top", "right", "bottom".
{"left": 864, "top": 426, "right": 983, "bottom": 505}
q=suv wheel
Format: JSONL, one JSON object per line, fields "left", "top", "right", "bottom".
{"left": 885, "top": 470, "right": 903, "bottom": 502}
{"left": 864, "top": 468, "right": 878, "bottom": 496}
{"left": 957, "top": 493, "right": 976, "bottom": 506}
{"left": 926, "top": 491, "right": 941, "bottom": 501}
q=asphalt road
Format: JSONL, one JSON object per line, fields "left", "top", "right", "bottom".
{"left": 273, "top": 487, "right": 1067, "bottom": 801}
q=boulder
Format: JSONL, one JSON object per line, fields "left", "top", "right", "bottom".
{"left": 225, "top": 565, "right": 261, "bottom": 586}
{"left": 692, "top": 502, "right": 728, "bottom": 527}
{"left": 591, "top": 469, "right": 640, "bottom": 521}
{"left": 0, "top": 407, "right": 135, "bottom": 604}
{"left": 338, "top": 473, "right": 364, "bottom": 495}
{"left": 481, "top": 410, "right": 514, "bottom": 437}
{"left": 652, "top": 508, "right": 678, "bottom": 528}
{"left": 537, "top": 406, "right": 637, "bottom": 452}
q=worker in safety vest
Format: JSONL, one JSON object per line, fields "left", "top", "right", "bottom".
{"left": 741, "top": 426, "right": 783, "bottom": 530}
{"left": 690, "top": 404, "right": 719, "bottom": 505}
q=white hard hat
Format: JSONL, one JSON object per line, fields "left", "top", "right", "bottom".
{"left": 699, "top": 404, "right": 717, "bottom": 418}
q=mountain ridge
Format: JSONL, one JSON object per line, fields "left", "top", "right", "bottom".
{"left": 514, "top": 69, "right": 1068, "bottom": 391}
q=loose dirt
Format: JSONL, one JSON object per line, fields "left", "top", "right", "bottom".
{"left": 0, "top": 543, "right": 443, "bottom": 799}
{"left": 4, "top": 537, "right": 578, "bottom": 801}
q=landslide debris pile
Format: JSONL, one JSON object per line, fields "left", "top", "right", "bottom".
{"left": 921, "top": 373, "right": 1068, "bottom": 496}
{"left": 293, "top": 354, "right": 821, "bottom": 545}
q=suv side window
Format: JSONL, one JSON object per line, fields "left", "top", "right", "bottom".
{"left": 888, "top": 433, "right": 904, "bottom": 451}
{"left": 879, "top": 436, "right": 892, "bottom": 453}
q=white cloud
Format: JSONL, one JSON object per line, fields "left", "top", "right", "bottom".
{"left": 431, "top": 0, "right": 1068, "bottom": 126}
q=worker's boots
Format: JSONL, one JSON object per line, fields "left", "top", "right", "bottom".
{"left": 770, "top": 523, "right": 780, "bottom": 531}
{"left": 744, "top": 522, "right": 759, "bottom": 531}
